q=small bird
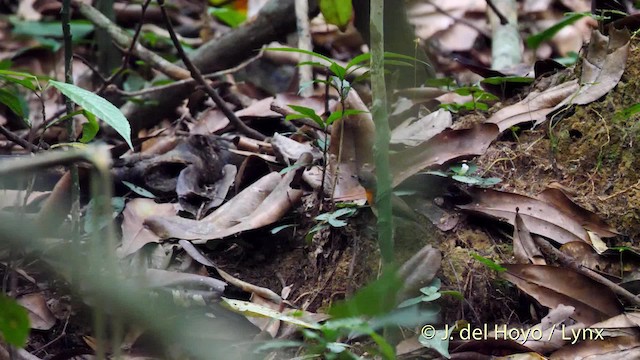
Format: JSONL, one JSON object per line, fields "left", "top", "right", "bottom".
{"left": 357, "top": 166, "right": 422, "bottom": 223}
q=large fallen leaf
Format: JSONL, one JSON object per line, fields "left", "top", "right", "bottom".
{"left": 391, "top": 108, "right": 452, "bottom": 146}
{"left": 549, "top": 335, "right": 640, "bottom": 359}
{"left": 271, "top": 132, "right": 322, "bottom": 163}
{"left": 518, "top": 304, "right": 577, "bottom": 353}
{"left": 327, "top": 90, "right": 375, "bottom": 199}
{"left": 17, "top": 293, "right": 56, "bottom": 330}
{"left": 536, "top": 188, "right": 618, "bottom": 237}
{"left": 486, "top": 80, "right": 579, "bottom": 133}
{"left": 118, "top": 198, "right": 177, "bottom": 258}
{"left": 143, "top": 268, "right": 226, "bottom": 293}
{"left": 389, "top": 123, "right": 498, "bottom": 187}
{"left": 513, "top": 210, "right": 546, "bottom": 265}
{"left": 568, "top": 27, "right": 630, "bottom": 106}
{"left": 179, "top": 239, "right": 282, "bottom": 304}
{"left": 500, "top": 264, "right": 623, "bottom": 325}
{"left": 146, "top": 154, "right": 311, "bottom": 242}
{"left": 458, "top": 188, "right": 590, "bottom": 244}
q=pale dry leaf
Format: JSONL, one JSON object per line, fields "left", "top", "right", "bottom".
{"left": 500, "top": 264, "right": 623, "bottom": 325}
{"left": 558, "top": 27, "right": 630, "bottom": 107}
{"left": 390, "top": 123, "right": 499, "bottom": 187}
{"left": 118, "top": 199, "right": 176, "bottom": 258}
{"left": 391, "top": 109, "right": 452, "bottom": 146}
{"left": 486, "top": 80, "right": 579, "bottom": 133}
{"left": 17, "top": 293, "right": 56, "bottom": 330}
{"left": 513, "top": 211, "right": 546, "bottom": 265}
{"left": 549, "top": 335, "right": 640, "bottom": 359}
{"left": 459, "top": 188, "right": 590, "bottom": 244}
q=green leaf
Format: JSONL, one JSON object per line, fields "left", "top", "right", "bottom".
{"left": 369, "top": 330, "right": 395, "bottom": 360}
{"left": 319, "top": 0, "right": 353, "bottom": 31}
{"left": 79, "top": 110, "right": 99, "bottom": 143}
{"left": 384, "top": 51, "right": 431, "bottom": 68}
{"left": 397, "top": 296, "right": 424, "bottom": 308}
{"left": 329, "top": 62, "right": 347, "bottom": 80}
{"left": 526, "top": 13, "right": 588, "bottom": 49}
{"left": 472, "top": 254, "right": 506, "bottom": 272}
{"left": 329, "top": 269, "right": 402, "bottom": 318}
{"left": 222, "top": 298, "right": 321, "bottom": 329}
{"left": 419, "top": 331, "right": 450, "bottom": 359}
{"left": 452, "top": 175, "right": 481, "bottom": 185}
{"left": 270, "top": 224, "right": 295, "bottom": 234}
{"left": 279, "top": 163, "right": 305, "bottom": 175}
{"left": 10, "top": 18, "right": 94, "bottom": 40}
{"left": 382, "top": 59, "right": 415, "bottom": 68}
{"left": 481, "top": 76, "right": 534, "bottom": 85}
{"left": 121, "top": 181, "right": 157, "bottom": 199}
{"left": 617, "top": 103, "right": 640, "bottom": 120}
{"left": 0, "top": 88, "right": 28, "bottom": 120}
{"left": 554, "top": 51, "right": 579, "bottom": 66}
{"left": 424, "top": 77, "right": 456, "bottom": 88}
{"left": 209, "top": 6, "right": 246, "bottom": 28}
{"left": 0, "top": 70, "right": 40, "bottom": 91}
{"left": 325, "top": 109, "right": 366, "bottom": 125}
{"left": 440, "top": 290, "right": 465, "bottom": 300}
{"left": 49, "top": 80, "right": 133, "bottom": 149}
{"left": 288, "top": 105, "right": 324, "bottom": 127}
{"left": 330, "top": 76, "right": 351, "bottom": 99}
{"left": 0, "top": 294, "right": 30, "bottom": 347}
{"left": 346, "top": 53, "right": 370, "bottom": 72}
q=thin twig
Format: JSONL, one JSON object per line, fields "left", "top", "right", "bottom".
{"left": 0, "top": 125, "right": 46, "bottom": 151}
{"left": 485, "top": 0, "right": 509, "bottom": 25}
{"left": 96, "top": 0, "right": 152, "bottom": 95}
{"left": 157, "top": 0, "right": 266, "bottom": 141}
{"left": 109, "top": 49, "right": 264, "bottom": 97}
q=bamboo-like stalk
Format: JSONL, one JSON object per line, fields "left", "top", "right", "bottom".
{"left": 370, "top": 0, "right": 394, "bottom": 266}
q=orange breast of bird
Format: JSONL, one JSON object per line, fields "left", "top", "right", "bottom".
{"left": 365, "top": 189, "right": 376, "bottom": 206}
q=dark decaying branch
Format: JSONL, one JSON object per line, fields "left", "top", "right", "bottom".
{"left": 121, "top": 0, "right": 319, "bottom": 135}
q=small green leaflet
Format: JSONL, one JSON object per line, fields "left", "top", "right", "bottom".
{"left": 49, "top": 81, "right": 133, "bottom": 149}
{"left": 319, "top": 0, "right": 353, "bottom": 31}
{"left": 526, "top": 13, "right": 588, "bottom": 49}
{"left": 0, "top": 294, "right": 30, "bottom": 347}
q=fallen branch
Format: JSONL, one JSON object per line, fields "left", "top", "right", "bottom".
{"left": 121, "top": 0, "right": 319, "bottom": 134}
{"left": 158, "top": 0, "right": 266, "bottom": 140}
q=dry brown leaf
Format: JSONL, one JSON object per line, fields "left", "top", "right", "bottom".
{"left": 407, "top": 1, "right": 486, "bottom": 42}
{"left": 17, "top": 293, "right": 56, "bottom": 330}
{"left": 118, "top": 199, "right": 177, "bottom": 258}
{"left": 191, "top": 108, "right": 229, "bottom": 135}
{"left": 514, "top": 211, "right": 546, "bottom": 265}
{"left": 486, "top": 80, "right": 579, "bottom": 133}
{"left": 500, "top": 264, "right": 623, "bottom": 325}
{"left": 549, "top": 335, "right": 640, "bottom": 359}
{"left": 179, "top": 239, "right": 283, "bottom": 304}
{"left": 272, "top": 132, "right": 322, "bottom": 164}
{"left": 459, "top": 188, "right": 590, "bottom": 244}
{"left": 391, "top": 109, "right": 452, "bottom": 146}
{"left": 569, "top": 27, "right": 630, "bottom": 106}
{"left": 517, "top": 304, "right": 577, "bottom": 353}
{"left": 390, "top": 123, "right": 499, "bottom": 187}
{"left": 143, "top": 268, "right": 226, "bottom": 293}
{"left": 327, "top": 90, "right": 375, "bottom": 199}
{"left": 560, "top": 242, "right": 617, "bottom": 275}
{"left": 593, "top": 312, "right": 640, "bottom": 329}
{"left": 397, "top": 245, "right": 442, "bottom": 303}
{"left": 146, "top": 154, "right": 310, "bottom": 242}
{"left": 537, "top": 188, "right": 618, "bottom": 237}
